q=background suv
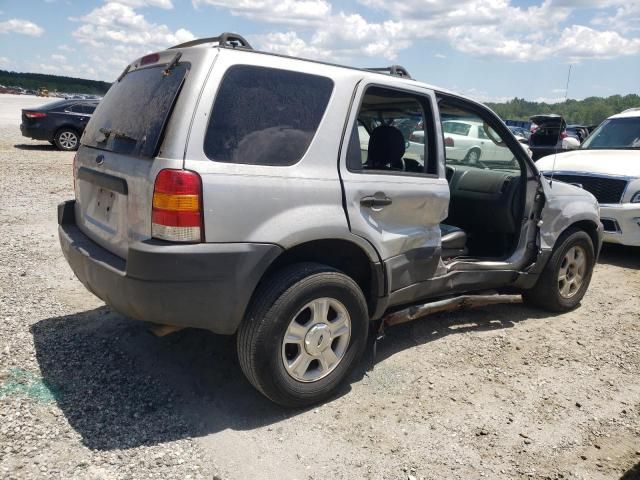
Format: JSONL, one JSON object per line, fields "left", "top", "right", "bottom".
{"left": 537, "top": 108, "right": 640, "bottom": 246}
{"left": 20, "top": 99, "right": 99, "bottom": 151}
{"left": 57, "top": 33, "right": 602, "bottom": 407}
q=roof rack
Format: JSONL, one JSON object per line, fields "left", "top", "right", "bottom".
{"left": 621, "top": 107, "right": 640, "bottom": 113}
{"left": 170, "top": 32, "right": 253, "bottom": 50}
{"left": 364, "top": 65, "right": 413, "bottom": 79}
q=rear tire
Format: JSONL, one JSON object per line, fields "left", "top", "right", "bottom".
{"left": 523, "top": 229, "right": 595, "bottom": 312}
{"left": 464, "top": 148, "right": 481, "bottom": 164}
{"left": 54, "top": 128, "right": 79, "bottom": 151}
{"left": 237, "top": 263, "right": 369, "bottom": 407}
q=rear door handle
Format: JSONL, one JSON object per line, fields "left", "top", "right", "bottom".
{"left": 360, "top": 192, "right": 392, "bottom": 208}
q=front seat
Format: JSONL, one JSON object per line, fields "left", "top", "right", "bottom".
{"left": 440, "top": 224, "right": 468, "bottom": 258}
{"left": 366, "top": 125, "right": 405, "bottom": 170}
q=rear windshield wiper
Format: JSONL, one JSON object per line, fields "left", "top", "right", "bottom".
{"left": 98, "top": 127, "right": 137, "bottom": 143}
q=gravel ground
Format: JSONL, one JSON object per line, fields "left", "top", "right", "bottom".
{"left": 0, "top": 94, "right": 639, "bottom": 480}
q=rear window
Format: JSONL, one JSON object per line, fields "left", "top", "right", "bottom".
{"left": 443, "top": 121, "right": 471, "bottom": 136}
{"left": 204, "top": 65, "right": 333, "bottom": 166}
{"left": 82, "top": 63, "right": 188, "bottom": 157}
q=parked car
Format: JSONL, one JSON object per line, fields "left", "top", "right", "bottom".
{"left": 58, "top": 32, "right": 602, "bottom": 407}
{"left": 20, "top": 99, "right": 99, "bottom": 151}
{"left": 566, "top": 124, "right": 590, "bottom": 143}
{"left": 537, "top": 108, "right": 640, "bottom": 246}
{"left": 529, "top": 114, "right": 580, "bottom": 160}
{"left": 440, "top": 119, "right": 518, "bottom": 165}
{"left": 508, "top": 125, "right": 530, "bottom": 142}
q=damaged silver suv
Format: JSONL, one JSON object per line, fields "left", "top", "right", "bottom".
{"left": 58, "top": 33, "right": 602, "bottom": 407}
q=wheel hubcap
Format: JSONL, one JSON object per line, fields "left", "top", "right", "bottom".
{"left": 59, "top": 132, "right": 77, "bottom": 149}
{"left": 281, "top": 298, "right": 351, "bottom": 383}
{"left": 558, "top": 245, "right": 587, "bottom": 299}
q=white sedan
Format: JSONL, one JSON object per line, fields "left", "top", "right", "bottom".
{"left": 440, "top": 120, "right": 516, "bottom": 164}
{"left": 537, "top": 108, "right": 640, "bottom": 247}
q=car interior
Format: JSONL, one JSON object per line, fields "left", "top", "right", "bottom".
{"left": 439, "top": 100, "right": 526, "bottom": 261}
{"left": 348, "top": 90, "right": 527, "bottom": 263}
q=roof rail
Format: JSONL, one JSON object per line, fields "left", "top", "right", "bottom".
{"left": 170, "top": 32, "right": 253, "bottom": 50}
{"left": 621, "top": 107, "right": 640, "bottom": 113}
{"left": 364, "top": 65, "right": 413, "bottom": 79}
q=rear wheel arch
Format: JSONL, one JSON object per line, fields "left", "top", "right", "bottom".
{"left": 254, "top": 239, "right": 382, "bottom": 318}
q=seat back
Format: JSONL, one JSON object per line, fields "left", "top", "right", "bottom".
{"left": 366, "top": 125, "right": 405, "bottom": 170}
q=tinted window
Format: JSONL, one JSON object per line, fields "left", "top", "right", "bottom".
{"left": 82, "top": 63, "right": 188, "bottom": 157}
{"left": 79, "top": 104, "right": 97, "bottom": 114}
{"left": 204, "top": 65, "right": 333, "bottom": 166}
{"left": 582, "top": 117, "right": 640, "bottom": 149}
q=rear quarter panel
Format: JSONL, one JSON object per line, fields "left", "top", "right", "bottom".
{"left": 183, "top": 50, "right": 379, "bottom": 259}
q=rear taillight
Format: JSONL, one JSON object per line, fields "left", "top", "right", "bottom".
{"left": 24, "top": 111, "right": 47, "bottom": 119}
{"left": 152, "top": 169, "right": 203, "bottom": 243}
{"left": 444, "top": 137, "right": 455, "bottom": 147}
{"left": 560, "top": 131, "right": 568, "bottom": 139}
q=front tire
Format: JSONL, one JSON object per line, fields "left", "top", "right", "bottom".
{"left": 237, "top": 263, "right": 369, "bottom": 407}
{"left": 523, "top": 229, "right": 595, "bottom": 312}
{"left": 54, "top": 128, "right": 79, "bottom": 151}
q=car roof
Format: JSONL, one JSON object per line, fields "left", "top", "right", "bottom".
{"left": 609, "top": 108, "right": 640, "bottom": 119}
{"left": 161, "top": 34, "right": 471, "bottom": 102}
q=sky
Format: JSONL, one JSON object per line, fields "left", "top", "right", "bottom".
{"left": 0, "top": 0, "right": 639, "bottom": 103}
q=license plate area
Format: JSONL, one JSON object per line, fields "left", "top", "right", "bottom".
{"left": 92, "top": 187, "right": 117, "bottom": 224}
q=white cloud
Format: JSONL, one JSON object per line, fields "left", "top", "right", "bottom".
{"left": 58, "top": 44, "right": 76, "bottom": 52}
{"left": 0, "top": 18, "right": 44, "bottom": 36}
{"left": 193, "top": 0, "right": 331, "bottom": 25}
{"left": 554, "top": 25, "right": 640, "bottom": 61}
{"left": 72, "top": 3, "right": 193, "bottom": 47}
{"left": 252, "top": 0, "right": 640, "bottom": 64}
{"left": 66, "top": 2, "right": 194, "bottom": 79}
{"left": 51, "top": 54, "right": 67, "bottom": 61}
{"left": 0, "top": 56, "right": 9, "bottom": 67}
{"left": 117, "top": 0, "right": 174, "bottom": 8}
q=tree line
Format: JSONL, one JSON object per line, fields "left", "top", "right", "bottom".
{"left": 0, "top": 70, "right": 111, "bottom": 95}
{"left": 486, "top": 94, "right": 640, "bottom": 126}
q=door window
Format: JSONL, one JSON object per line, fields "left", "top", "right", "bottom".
{"left": 346, "top": 86, "right": 437, "bottom": 175}
{"left": 439, "top": 101, "right": 520, "bottom": 171}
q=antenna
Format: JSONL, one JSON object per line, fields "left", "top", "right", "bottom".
{"left": 549, "top": 64, "right": 573, "bottom": 188}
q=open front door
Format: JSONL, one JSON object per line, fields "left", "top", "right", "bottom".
{"left": 339, "top": 80, "right": 450, "bottom": 293}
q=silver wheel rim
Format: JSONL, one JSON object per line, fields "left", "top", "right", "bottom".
{"left": 59, "top": 131, "right": 77, "bottom": 149}
{"left": 558, "top": 245, "right": 587, "bottom": 299}
{"left": 281, "top": 297, "right": 351, "bottom": 383}
{"left": 467, "top": 150, "right": 479, "bottom": 163}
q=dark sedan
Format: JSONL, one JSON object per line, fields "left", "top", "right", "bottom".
{"left": 20, "top": 99, "right": 99, "bottom": 151}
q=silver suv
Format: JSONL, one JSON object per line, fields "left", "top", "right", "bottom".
{"left": 58, "top": 33, "right": 603, "bottom": 407}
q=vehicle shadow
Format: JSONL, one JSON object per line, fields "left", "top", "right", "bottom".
{"left": 31, "top": 301, "right": 555, "bottom": 451}
{"left": 14, "top": 143, "right": 57, "bottom": 151}
{"left": 367, "top": 301, "right": 558, "bottom": 366}
{"left": 620, "top": 461, "right": 640, "bottom": 480}
{"left": 598, "top": 244, "right": 640, "bottom": 269}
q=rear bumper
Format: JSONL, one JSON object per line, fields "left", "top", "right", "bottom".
{"left": 600, "top": 203, "right": 640, "bottom": 247}
{"left": 58, "top": 200, "right": 283, "bottom": 334}
{"left": 20, "top": 124, "right": 51, "bottom": 141}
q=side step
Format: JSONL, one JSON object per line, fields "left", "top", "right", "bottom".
{"left": 382, "top": 293, "right": 523, "bottom": 327}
